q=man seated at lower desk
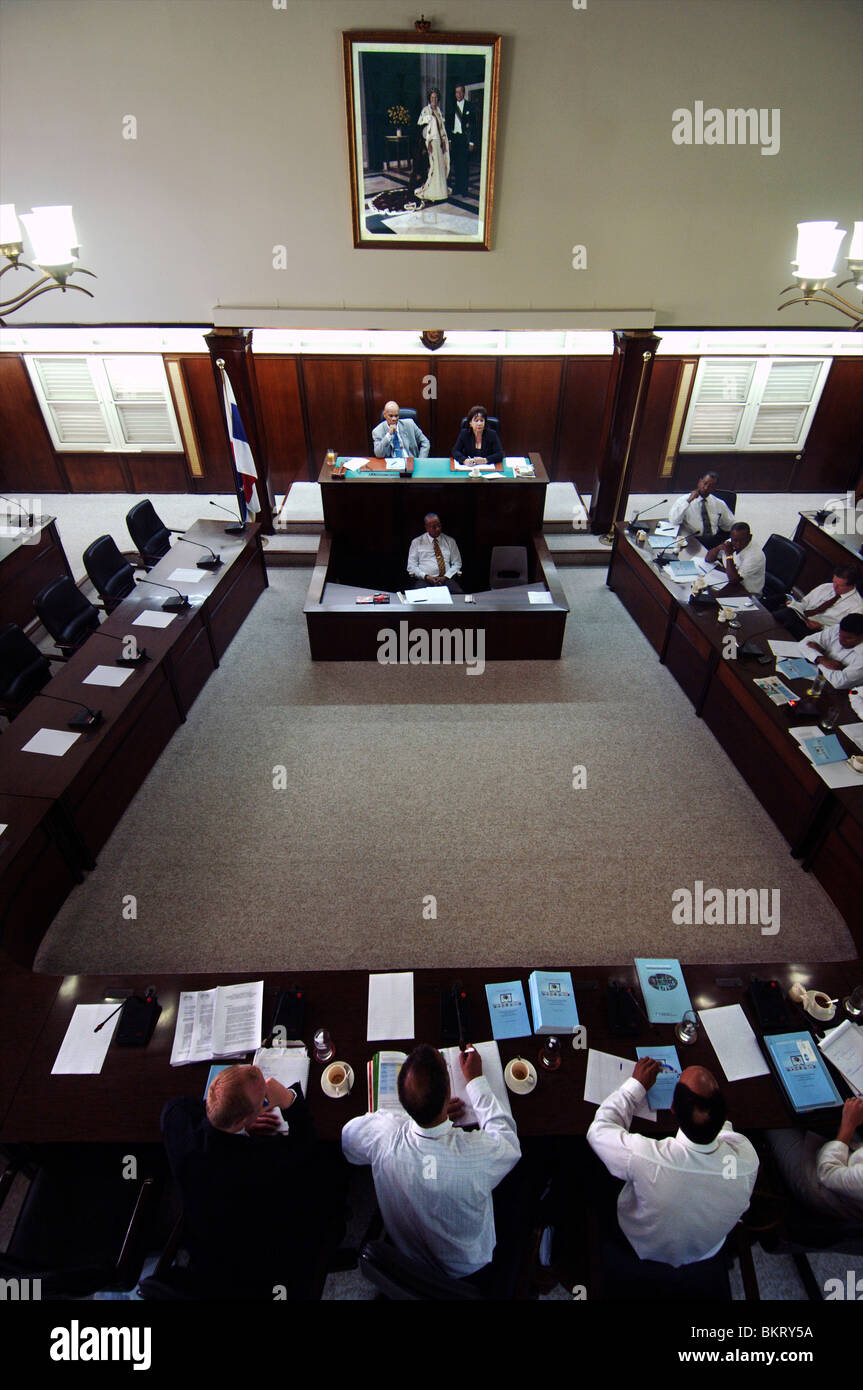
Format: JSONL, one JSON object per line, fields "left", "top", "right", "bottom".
{"left": 586, "top": 1058, "right": 759, "bottom": 1267}
{"left": 341, "top": 1043, "right": 522, "bottom": 1291}
{"left": 407, "top": 512, "right": 463, "bottom": 593}
{"left": 800, "top": 614, "right": 863, "bottom": 691}
{"left": 773, "top": 564, "right": 863, "bottom": 637}
{"left": 162, "top": 1064, "right": 337, "bottom": 1299}
{"left": 704, "top": 522, "right": 766, "bottom": 596}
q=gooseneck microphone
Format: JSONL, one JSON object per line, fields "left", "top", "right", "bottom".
{"left": 178, "top": 537, "right": 222, "bottom": 569}
{"left": 138, "top": 579, "right": 190, "bottom": 612}
{"left": 95, "top": 631, "right": 151, "bottom": 666}
{"left": 210, "top": 500, "right": 246, "bottom": 535}
{"left": 37, "top": 692, "right": 104, "bottom": 729}
{"left": 627, "top": 499, "right": 668, "bottom": 534}
{"left": 0, "top": 494, "right": 35, "bottom": 527}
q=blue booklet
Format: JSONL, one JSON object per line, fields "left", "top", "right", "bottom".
{"left": 485, "top": 981, "right": 532, "bottom": 1040}
{"left": 636, "top": 1045, "right": 681, "bottom": 1110}
{"left": 634, "top": 958, "right": 693, "bottom": 1025}
{"left": 763, "top": 1032, "right": 843, "bottom": 1114}
{"left": 776, "top": 657, "right": 817, "bottom": 682}
{"left": 666, "top": 560, "right": 700, "bottom": 579}
{"left": 800, "top": 733, "right": 849, "bottom": 766}
{"left": 204, "top": 1063, "right": 231, "bottom": 1096}
{"left": 528, "top": 970, "right": 579, "bottom": 1035}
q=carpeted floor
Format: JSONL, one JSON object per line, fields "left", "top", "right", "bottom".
{"left": 35, "top": 567, "right": 854, "bottom": 973}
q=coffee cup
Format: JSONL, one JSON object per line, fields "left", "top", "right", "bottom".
{"left": 636, "top": 529, "right": 647, "bottom": 545}
{"left": 510, "top": 1060, "right": 530, "bottom": 1083}
{"left": 849, "top": 754, "right": 863, "bottom": 774}
{"left": 324, "top": 1061, "right": 352, "bottom": 1096}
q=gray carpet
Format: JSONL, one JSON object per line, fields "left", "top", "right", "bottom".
{"left": 36, "top": 568, "right": 854, "bottom": 973}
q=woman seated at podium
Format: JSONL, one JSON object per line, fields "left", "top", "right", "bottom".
{"left": 452, "top": 405, "right": 503, "bottom": 466}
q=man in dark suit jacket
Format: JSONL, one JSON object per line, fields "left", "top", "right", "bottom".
{"left": 446, "top": 85, "right": 474, "bottom": 197}
{"left": 162, "top": 1064, "right": 337, "bottom": 1299}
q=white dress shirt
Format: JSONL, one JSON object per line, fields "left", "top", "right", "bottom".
{"left": 816, "top": 1138, "right": 863, "bottom": 1214}
{"left": 587, "top": 1077, "right": 759, "bottom": 1267}
{"left": 407, "top": 531, "right": 462, "bottom": 581}
{"left": 722, "top": 539, "right": 766, "bottom": 595}
{"left": 787, "top": 582, "right": 863, "bottom": 629}
{"left": 341, "top": 1076, "right": 520, "bottom": 1278}
{"left": 668, "top": 493, "right": 735, "bottom": 536}
{"left": 801, "top": 624, "right": 863, "bottom": 691}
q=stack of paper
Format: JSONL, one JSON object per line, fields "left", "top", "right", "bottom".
{"left": 790, "top": 726, "right": 863, "bottom": 788}
{"left": 818, "top": 1021, "right": 863, "bottom": 1096}
{"left": 441, "top": 1042, "right": 512, "bottom": 1126}
{"left": 697, "top": 1005, "right": 770, "bottom": 1082}
{"left": 367, "top": 972, "right": 414, "bottom": 1041}
{"left": 584, "top": 1050, "right": 656, "bottom": 1121}
{"left": 170, "top": 980, "right": 264, "bottom": 1065}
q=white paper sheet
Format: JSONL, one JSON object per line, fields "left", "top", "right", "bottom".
{"left": 22, "top": 728, "right": 82, "bottom": 756}
{"left": 213, "top": 980, "right": 264, "bottom": 1056}
{"left": 385, "top": 461, "right": 403, "bottom": 471}
{"left": 839, "top": 722, "right": 863, "bottom": 751}
{"left": 341, "top": 457, "right": 370, "bottom": 472}
{"left": 789, "top": 725, "right": 863, "bottom": 787}
{"left": 720, "top": 596, "right": 757, "bottom": 610}
{"left": 0, "top": 823, "right": 7, "bottom": 838}
{"left": 167, "top": 568, "right": 205, "bottom": 584}
{"left": 132, "top": 610, "right": 176, "bottom": 629}
{"left": 52, "top": 1003, "right": 120, "bottom": 1074}
{"left": 698, "top": 1005, "right": 770, "bottom": 1082}
{"left": 528, "top": 591, "right": 554, "bottom": 605}
{"left": 367, "top": 971, "right": 415, "bottom": 1041}
{"left": 584, "top": 1049, "right": 656, "bottom": 1120}
{"left": 768, "top": 639, "right": 806, "bottom": 658}
{"left": 818, "top": 1021, "right": 863, "bottom": 1096}
{"left": 441, "top": 1042, "right": 512, "bottom": 1126}
{"left": 403, "top": 586, "right": 454, "bottom": 605}
{"left": 253, "top": 1045, "right": 311, "bottom": 1105}
{"left": 82, "top": 664, "right": 133, "bottom": 688}
{"left": 655, "top": 522, "right": 679, "bottom": 536}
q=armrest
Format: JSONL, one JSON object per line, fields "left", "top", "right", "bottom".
{"left": 114, "top": 1177, "right": 158, "bottom": 1288}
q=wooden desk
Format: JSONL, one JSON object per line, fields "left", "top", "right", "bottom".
{"left": 607, "top": 524, "right": 863, "bottom": 944}
{"left": 1, "top": 962, "right": 858, "bottom": 1146}
{"left": 0, "top": 794, "right": 88, "bottom": 967}
{"left": 0, "top": 516, "right": 75, "bottom": 631}
{"left": 793, "top": 511, "right": 863, "bottom": 594}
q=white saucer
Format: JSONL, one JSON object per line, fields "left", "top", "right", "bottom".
{"left": 321, "top": 1061, "right": 354, "bottom": 1098}
{"left": 504, "top": 1059, "right": 537, "bottom": 1095}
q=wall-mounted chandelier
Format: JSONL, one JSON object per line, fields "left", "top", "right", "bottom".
{"left": 0, "top": 204, "right": 96, "bottom": 322}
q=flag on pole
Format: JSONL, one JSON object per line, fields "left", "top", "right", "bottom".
{"left": 221, "top": 369, "right": 260, "bottom": 520}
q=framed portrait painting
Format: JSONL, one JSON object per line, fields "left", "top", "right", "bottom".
{"left": 343, "top": 30, "right": 501, "bottom": 250}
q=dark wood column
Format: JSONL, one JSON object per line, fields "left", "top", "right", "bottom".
{"left": 590, "top": 330, "right": 660, "bottom": 535}
{"left": 205, "top": 328, "right": 275, "bottom": 534}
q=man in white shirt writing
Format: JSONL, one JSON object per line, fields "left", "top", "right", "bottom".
{"left": 801, "top": 614, "right": 863, "bottom": 691}
{"left": 705, "top": 522, "right": 766, "bottom": 596}
{"left": 341, "top": 1042, "right": 521, "bottom": 1289}
{"left": 587, "top": 1059, "right": 759, "bottom": 1267}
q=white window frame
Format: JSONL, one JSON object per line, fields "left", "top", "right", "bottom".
{"left": 25, "top": 354, "right": 182, "bottom": 452}
{"left": 680, "top": 356, "right": 831, "bottom": 453}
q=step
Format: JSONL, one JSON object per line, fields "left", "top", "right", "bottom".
{"left": 261, "top": 533, "right": 320, "bottom": 566}
{"left": 545, "top": 532, "right": 611, "bottom": 566}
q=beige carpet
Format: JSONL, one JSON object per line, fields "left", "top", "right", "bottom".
{"left": 36, "top": 568, "right": 855, "bottom": 973}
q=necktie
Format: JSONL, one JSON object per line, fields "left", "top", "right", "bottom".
{"left": 700, "top": 497, "right": 711, "bottom": 538}
{"left": 806, "top": 593, "right": 840, "bottom": 618}
{"left": 433, "top": 538, "right": 446, "bottom": 577}
{"left": 392, "top": 427, "right": 403, "bottom": 458}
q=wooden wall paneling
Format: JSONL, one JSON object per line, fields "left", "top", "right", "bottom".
{"left": 127, "top": 454, "right": 190, "bottom": 493}
{"left": 669, "top": 450, "right": 796, "bottom": 495}
{"left": 62, "top": 452, "right": 134, "bottom": 492}
{"left": 630, "top": 357, "right": 685, "bottom": 492}
{"left": 434, "top": 358, "right": 497, "bottom": 457}
{"left": 498, "top": 358, "right": 562, "bottom": 463}
{"left": 792, "top": 358, "right": 863, "bottom": 493}
{"left": 180, "top": 356, "right": 235, "bottom": 493}
{"left": 303, "top": 357, "right": 367, "bottom": 463}
{"left": 0, "top": 355, "right": 67, "bottom": 493}
{"left": 252, "top": 356, "right": 307, "bottom": 495}
{"left": 367, "top": 357, "right": 434, "bottom": 446}
{"left": 557, "top": 357, "right": 615, "bottom": 490}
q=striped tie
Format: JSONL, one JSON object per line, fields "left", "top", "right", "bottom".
{"left": 433, "top": 538, "right": 446, "bottom": 577}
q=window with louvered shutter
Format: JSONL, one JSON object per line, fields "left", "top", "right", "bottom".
{"left": 25, "top": 354, "right": 181, "bottom": 452}
{"left": 681, "top": 356, "right": 830, "bottom": 452}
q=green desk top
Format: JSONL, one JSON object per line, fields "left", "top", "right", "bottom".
{"left": 335, "top": 456, "right": 531, "bottom": 480}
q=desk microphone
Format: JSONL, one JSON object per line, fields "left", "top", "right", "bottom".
{"left": 138, "top": 579, "right": 190, "bottom": 612}
{"left": 37, "top": 692, "right": 104, "bottom": 729}
{"left": 627, "top": 499, "right": 668, "bottom": 534}
{"left": 0, "top": 494, "right": 34, "bottom": 527}
{"left": 178, "top": 537, "right": 222, "bottom": 569}
{"left": 210, "top": 501, "right": 246, "bottom": 535}
{"left": 96, "top": 631, "right": 151, "bottom": 666}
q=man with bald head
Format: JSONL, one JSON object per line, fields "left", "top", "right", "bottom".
{"left": 372, "top": 401, "right": 430, "bottom": 459}
{"left": 586, "top": 1057, "right": 759, "bottom": 1266}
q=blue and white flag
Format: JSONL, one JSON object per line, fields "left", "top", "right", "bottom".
{"left": 221, "top": 370, "right": 260, "bottom": 520}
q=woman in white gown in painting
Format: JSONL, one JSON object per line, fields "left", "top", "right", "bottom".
{"left": 416, "top": 88, "right": 450, "bottom": 202}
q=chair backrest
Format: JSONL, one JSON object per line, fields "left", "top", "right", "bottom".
{"left": 713, "top": 488, "right": 737, "bottom": 514}
{"left": 127, "top": 500, "right": 171, "bottom": 565}
{"left": 762, "top": 533, "right": 806, "bottom": 595}
{"left": 0, "top": 624, "right": 51, "bottom": 709}
{"left": 460, "top": 415, "right": 501, "bottom": 433}
{"left": 490, "top": 545, "right": 528, "bottom": 589}
{"left": 83, "top": 535, "right": 137, "bottom": 607}
{"left": 359, "top": 1238, "right": 483, "bottom": 1300}
{"left": 34, "top": 578, "right": 100, "bottom": 650}
{"left": 380, "top": 407, "right": 418, "bottom": 423}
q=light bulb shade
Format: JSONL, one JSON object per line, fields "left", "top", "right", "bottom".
{"left": 848, "top": 221, "right": 863, "bottom": 263}
{"left": 793, "top": 221, "right": 846, "bottom": 280}
{"left": 19, "top": 205, "right": 79, "bottom": 267}
{"left": 0, "top": 204, "right": 23, "bottom": 245}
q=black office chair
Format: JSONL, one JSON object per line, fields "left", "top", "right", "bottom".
{"left": 83, "top": 534, "right": 141, "bottom": 612}
{"left": 380, "top": 406, "right": 418, "bottom": 424}
{"left": 0, "top": 624, "right": 52, "bottom": 720}
{"left": 757, "top": 1208, "right": 863, "bottom": 1301}
{"left": 127, "top": 500, "right": 184, "bottom": 569}
{"left": 460, "top": 414, "right": 501, "bottom": 434}
{"left": 490, "top": 545, "right": 528, "bottom": 589}
{"left": 0, "top": 1147, "right": 161, "bottom": 1298}
{"left": 713, "top": 488, "right": 738, "bottom": 514}
{"left": 33, "top": 577, "right": 101, "bottom": 656}
{"left": 761, "top": 533, "right": 806, "bottom": 605}
{"left": 359, "top": 1235, "right": 484, "bottom": 1300}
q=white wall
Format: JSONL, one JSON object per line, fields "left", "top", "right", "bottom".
{"left": 1, "top": 0, "right": 860, "bottom": 328}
